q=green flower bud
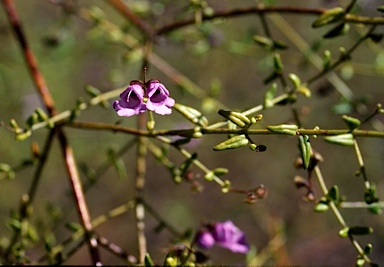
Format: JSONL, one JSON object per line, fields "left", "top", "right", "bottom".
{"left": 213, "top": 135, "right": 249, "bottom": 151}
{"left": 267, "top": 124, "right": 298, "bottom": 136}
{"left": 298, "top": 135, "right": 311, "bottom": 169}
{"left": 323, "top": 50, "right": 332, "bottom": 70}
{"left": 312, "top": 7, "right": 344, "bottom": 28}
{"left": 213, "top": 168, "right": 229, "bottom": 176}
{"left": 16, "top": 130, "right": 32, "bottom": 141}
{"left": 327, "top": 185, "right": 339, "bottom": 202}
{"left": 364, "top": 243, "right": 373, "bottom": 255}
{"left": 348, "top": 226, "right": 373, "bottom": 236}
{"left": 297, "top": 86, "right": 311, "bottom": 98}
{"left": 204, "top": 171, "right": 214, "bottom": 181}
{"left": 314, "top": 202, "right": 329, "bottom": 213}
{"left": 174, "top": 103, "right": 208, "bottom": 127}
{"left": 324, "top": 133, "right": 354, "bottom": 146}
{"left": 218, "top": 110, "right": 250, "bottom": 128}
{"left": 192, "top": 127, "right": 203, "bottom": 138}
{"left": 273, "top": 53, "right": 283, "bottom": 72}
{"left": 263, "top": 83, "right": 277, "bottom": 109}
{"left": 338, "top": 227, "right": 349, "bottom": 238}
{"left": 342, "top": 115, "right": 361, "bottom": 130}
{"left": 253, "top": 35, "right": 273, "bottom": 49}
{"left": 35, "top": 108, "right": 49, "bottom": 122}
{"left": 249, "top": 143, "right": 257, "bottom": 151}
{"left": 26, "top": 112, "right": 39, "bottom": 128}
{"left": 288, "top": 73, "right": 301, "bottom": 88}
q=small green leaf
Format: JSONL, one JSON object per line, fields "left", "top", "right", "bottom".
{"left": 297, "top": 86, "right": 311, "bottom": 98}
{"left": 218, "top": 110, "right": 250, "bottom": 128}
{"left": 314, "top": 202, "right": 329, "bottom": 213}
{"left": 364, "top": 185, "right": 379, "bottom": 204}
{"left": 324, "top": 133, "right": 354, "bottom": 146}
{"left": 263, "top": 83, "right": 278, "bottom": 109}
{"left": 338, "top": 227, "right": 349, "bottom": 238}
{"left": 273, "top": 40, "right": 288, "bottom": 50}
{"left": 253, "top": 35, "right": 273, "bottom": 49}
{"left": 323, "top": 23, "right": 349, "bottom": 38}
{"left": 85, "top": 85, "right": 101, "bottom": 97}
{"left": 288, "top": 73, "right": 301, "bottom": 88}
{"left": 204, "top": 171, "right": 214, "bottom": 181}
{"left": 9, "top": 119, "right": 23, "bottom": 134}
{"left": 323, "top": 50, "right": 332, "bottom": 70}
{"left": 364, "top": 243, "right": 373, "bottom": 255}
{"left": 368, "top": 33, "right": 383, "bottom": 43}
{"left": 298, "top": 135, "right": 311, "bottom": 169}
{"left": 342, "top": 115, "right": 361, "bottom": 130}
{"left": 65, "top": 222, "right": 83, "bottom": 233}
{"left": 368, "top": 204, "right": 382, "bottom": 215}
{"left": 145, "top": 253, "right": 155, "bottom": 266}
{"left": 213, "top": 135, "right": 249, "bottom": 151}
{"left": 16, "top": 130, "right": 32, "bottom": 141}
{"left": 213, "top": 168, "right": 229, "bottom": 176}
{"left": 26, "top": 113, "right": 39, "bottom": 128}
{"left": 173, "top": 103, "right": 208, "bottom": 127}
{"left": 0, "top": 163, "right": 12, "bottom": 173}
{"left": 377, "top": 6, "right": 384, "bottom": 13}
{"left": 273, "top": 53, "right": 283, "bottom": 72}
{"left": 312, "top": 7, "right": 345, "bottom": 28}
{"left": 356, "top": 256, "right": 365, "bottom": 267}
{"left": 267, "top": 124, "right": 298, "bottom": 136}
{"left": 348, "top": 226, "right": 373, "bottom": 236}
{"left": 327, "top": 185, "right": 339, "bottom": 202}
{"left": 35, "top": 108, "right": 49, "bottom": 122}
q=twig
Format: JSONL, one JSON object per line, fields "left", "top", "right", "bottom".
{"left": 155, "top": 5, "right": 384, "bottom": 35}
{"left": 107, "top": 0, "right": 156, "bottom": 39}
{"left": 65, "top": 121, "right": 384, "bottom": 138}
{"left": 2, "top": 0, "right": 101, "bottom": 265}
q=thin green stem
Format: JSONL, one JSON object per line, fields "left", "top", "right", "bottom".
{"left": 353, "top": 139, "right": 370, "bottom": 189}
{"left": 313, "top": 166, "right": 372, "bottom": 264}
{"left": 65, "top": 120, "right": 384, "bottom": 138}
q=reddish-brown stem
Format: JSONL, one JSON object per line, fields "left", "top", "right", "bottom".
{"left": 2, "top": 0, "right": 101, "bottom": 265}
{"left": 107, "top": 0, "right": 156, "bottom": 39}
{"left": 156, "top": 6, "right": 325, "bottom": 34}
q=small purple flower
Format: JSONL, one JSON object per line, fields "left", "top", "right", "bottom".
{"left": 113, "top": 80, "right": 175, "bottom": 117}
{"left": 195, "top": 220, "right": 250, "bottom": 254}
{"left": 195, "top": 230, "right": 215, "bottom": 249}
{"left": 113, "top": 83, "right": 146, "bottom": 117}
{"left": 146, "top": 80, "right": 175, "bottom": 115}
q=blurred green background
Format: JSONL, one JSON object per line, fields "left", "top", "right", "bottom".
{"left": 0, "top": 0, "right": 384, "bottom": 265}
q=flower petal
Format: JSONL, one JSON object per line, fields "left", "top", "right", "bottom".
{"left": 212, "top": 220, "right": 250, "bottom": 254}
{"left": 195, "top": 230, "right": 215, "bottom": 249}
{"left": 113, "top": 84, "right": 146, "bottom": 117}
{"left": 146, "top": 81, "right": 175, "bottom": 115}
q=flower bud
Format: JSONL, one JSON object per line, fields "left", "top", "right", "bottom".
{"left": 312, "top": 7, "right": 344, "bottom": 28}
{"left": 174, "top": 103, "right": 208, "bottom": 127}
{"left": 263, "top": 83, "right": 277, "bottom": 109}
{"left": 342, "top": 115, "right": 361, "bottom": 130}
{"left": 324, "top": 133, "right": 354, "bottom": 146}
{"left": 267, "top": 124, "right": 298, "bottom": 136}
{"left": 213, "top": 135, "right": 249, "bottom": 151}
{"left": 218, "top": 110, "right": 250, "bottom": 128}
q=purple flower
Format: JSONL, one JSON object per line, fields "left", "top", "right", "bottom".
{"left": 113, "top": 83, "right": 146, "bottom": 117}
{"left": 113, "top": 80, "right": 175, "bottom": 117}
{"left": 195, "top": 230, "right": 215, "bottom": 249}
{"left": 195, "top": 220, "right": 250, "bottom": 254}
{"left": 146, "top": 80, "right": 175, "bottom": 115}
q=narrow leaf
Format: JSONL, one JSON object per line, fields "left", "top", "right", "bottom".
{"left": 324, "top": 133, "right": 354, "bottom": 146}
